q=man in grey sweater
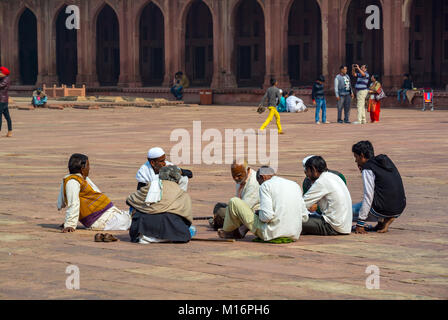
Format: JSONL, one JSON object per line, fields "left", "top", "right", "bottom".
{"left": 334, "top": 65, "right": 354, "bottom": 124}
{"left": 259, "top": 78, "right": 284, "bottom": 134}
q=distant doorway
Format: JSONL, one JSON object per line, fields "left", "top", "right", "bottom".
{"left": 140, "top": 2, "right": 165, "bottom": 86}
{"left": 18, "top": 9, "right": 38, "bottom": 85}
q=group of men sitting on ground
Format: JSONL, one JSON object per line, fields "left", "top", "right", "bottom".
{"left": 57, "top": 140, "right": 406, "bottom": 244}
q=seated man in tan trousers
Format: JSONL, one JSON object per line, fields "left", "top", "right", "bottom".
{"left": 218, "top": 167, "right": 309, "bottom": 241}
{"left": 210, "top": 159, "right": 260, "bottom": 230}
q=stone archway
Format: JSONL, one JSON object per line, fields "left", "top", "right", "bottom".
{"left": 140, "top": 2, "right": 165, "bottom": 86}
{"left": 234, "top": 0, "right": 266, "bottom": 88}
{"left": 96, "top": 4, "right": 120, "bottom": 86}
{"left": 56, "top": 5, "right": 78, "bottom": 85}
{"left": 345, "top": 0, "right": 384, "bottom": 77}
{"left": 184, "top": 0, "right": 213, "bottom": 87}
{"left": 287, "top": 0, "right": 322, "bottom": 86}
{"left": 18, "top": 8, "right": 38, "bottom": 85}
{"left": 409, "top": 0, "right": 448, "bottom": 88}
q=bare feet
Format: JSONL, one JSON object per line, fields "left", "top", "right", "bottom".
{"left": 218, "top": 228, "right": 244, "bottom": 239}
{"left": 6, "top": 131, "right": 12, "bottom": 137}
{"left": 376, "top": 218, "right": 395, "bottom": 233}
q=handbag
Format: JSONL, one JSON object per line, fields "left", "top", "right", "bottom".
{"left": 257, "top": 104, "right": 266, "bottom": 114}
{"left": 375, "top": 87, "right": 386, "bottom": 101}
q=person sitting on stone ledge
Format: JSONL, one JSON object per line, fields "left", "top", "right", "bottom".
{"left": 127, "top": 165, "right": 193, "bottom": 244}
{"left": 352, "top": 141, "right": 406, "bottom": 234}
{"left": 57, "top": 154, "right": 132, "bottom": 233}
{"left": 301, "top": 156, "right": 353, "bottom": 236}
{"left": 170, "top": 71, "right": 190, "bottom": 101}
{"left": 210, "top": 159, "right": 260, "bottom": 230}
{"left": 218, "top": 166, "right": 308, "bottom": 241}
{"left": 31, "top": 88, "right": 48, "bottom": 108}
{"left": 135, "top": 147, "right": 192, "bottom": 194}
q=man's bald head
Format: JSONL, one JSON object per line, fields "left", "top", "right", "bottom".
{"left": 231, "top": 159, "right": 249, "bottom": 184}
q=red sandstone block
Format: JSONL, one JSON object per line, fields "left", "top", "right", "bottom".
{"left": 18, "top": 105, "right": 35, "bottom": 110}
{"left": 47, "top": 105, "right": 64, "bottom": 110}
{"left": 73, "top": 105, "right": 100, "bottom": 110}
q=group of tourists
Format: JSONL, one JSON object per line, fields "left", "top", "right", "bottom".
{"left": 58, "top": 141, "right": 406, "bottom": 244}
{"left": 257, "top": 64, "right": 386, "bottom": 134}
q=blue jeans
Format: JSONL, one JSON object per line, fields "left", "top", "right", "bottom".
{"left": 397, "top": 89, "right": 408, "bottom": 102}
{"left": 170, "top": 86, "right": 183, "bottom": 100}
{"left": 315, "top": 98, "right": 326, "bottom": 123}
{"left": 352, "top": 202, "right": 380, "bottom": 223}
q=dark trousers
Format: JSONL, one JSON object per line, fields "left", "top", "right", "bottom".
{"left": 302, "top": 215, "right": 341, "bottom": 236}
{"left": 337, "top": 95, "right": 351, "bottom": 122}
{"left": 0, "top": 102, "right": 12, "bottom": 131}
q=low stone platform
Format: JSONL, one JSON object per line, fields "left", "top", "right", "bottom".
{"left": 0, "top": 105, "right": 447, "bottom": 299}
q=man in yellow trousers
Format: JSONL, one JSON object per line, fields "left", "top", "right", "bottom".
{"left": 259, "top": 78, "right": 284, "bottom": 134}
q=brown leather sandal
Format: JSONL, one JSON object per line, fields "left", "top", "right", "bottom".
{"left": 94, "top": 233, "right": 105, "bottom": 242}
{"left": 102, "top": 233, "right": 118, "bottom": 242}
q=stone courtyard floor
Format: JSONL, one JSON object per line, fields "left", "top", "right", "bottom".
{"left": 0, "top": 103, "right": 447, "bottom": 300}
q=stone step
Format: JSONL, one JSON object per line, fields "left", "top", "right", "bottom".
{"left": 17, "top": 105, "right": 35, "bottom": 111}
{"left": 73, "top": 105, "right": 100, "bottom": 110}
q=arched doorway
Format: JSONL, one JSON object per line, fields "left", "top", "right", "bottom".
{"left": 288, "top": 0, "right": 322, "bottom": 86}
{"left": 140, "top": 2, "right": 165, "bottom": 86}
{"left": 96, "top": 5, "right": 120, "bottom": 86}
{"left": 409, "top": 0, "right": 448, "bottom": 88}
{"left": 234, "top": 0, "right": 265, "bottom": 87}
{"left": 345, "top": 0, "right": 384, "bottom": 77}
{"left": 18, "top": 8, "right": 38, "bottom": 85}
{"left": 56, "top": 5, "right": 78, "bottom": 85}
{"left": 185, "top": 0, "right": 213, "bottom": 87}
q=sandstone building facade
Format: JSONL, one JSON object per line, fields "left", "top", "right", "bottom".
{"left": 0, "top": 0, "right": 447, "bottom": 90}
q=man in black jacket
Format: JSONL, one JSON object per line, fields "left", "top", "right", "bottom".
{"left": 352, "top": 141, "right": 406, "bottom": 234}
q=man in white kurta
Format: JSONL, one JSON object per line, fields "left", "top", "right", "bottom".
{"left": 302, "top": 156, "right": 352, "bottom": 235}
{"left": 286, "top": 92, "right": 308, "bottom": 113}
{"left": 135, "top": 147, "right": 190, "bottom": 202}
{"left": 211, "top": 160, "right": 260, "bottom": 229}
{"left": 218, "top": 167, "right": 308, "bottom": 241}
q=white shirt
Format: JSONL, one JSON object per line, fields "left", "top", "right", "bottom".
{"left": 258, "top": 176, "right": 309, "bottom": 241}
{"left": 359, "top": 170, "right": 375, "bottom": 221}
{"left": 303, "top": 171, "right": 353, "bottom": 234}
{"left": 286, "top": 96, "right": 306, "bottom": 113}
{"left": 235, "top": 168, "right": 260, "bottom": 212}
{"left": 57, "top": 174, "right": 124, "bottom": 230}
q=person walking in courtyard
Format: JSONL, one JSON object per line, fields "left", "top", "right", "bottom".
{"left": 312, "top": 75, "right": 329, "bottom": 125}
{"left": 334, "top": 65, "right": 354, "bottom": 124}
{"left": 0, "top": 66, "right": 12, "bottom": 137}
{"left": 259, "top": 78, "right": 284, "bottom": 134}
{"left": 367, "top": 74, "right": 382, "bottom": 123}
{"left": 352, "top": 64, "right": 369, "bottom": 124}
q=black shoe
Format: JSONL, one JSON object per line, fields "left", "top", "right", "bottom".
{"left": 338, "top": 120, "right": 343, "bottom": 124}
{"left": 344, "top": 121, "right": 351, "bottom": 124}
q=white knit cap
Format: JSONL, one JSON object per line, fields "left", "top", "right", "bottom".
{"left": 147, "top": 147, "right": 165, "bottom": 159}
{"left": 302, "top": 155, "right": 316, "bottom": 169}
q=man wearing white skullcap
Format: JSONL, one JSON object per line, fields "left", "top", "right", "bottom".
{"left": 135, "top": 147, "right": 192, "bottom": 203}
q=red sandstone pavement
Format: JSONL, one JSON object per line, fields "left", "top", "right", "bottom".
{"left": 0, "top": 103, "right": 447, "bottom": 300}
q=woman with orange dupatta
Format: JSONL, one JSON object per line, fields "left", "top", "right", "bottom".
{"left": 368, "top": 74, "right": 382, "bottom": 123}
